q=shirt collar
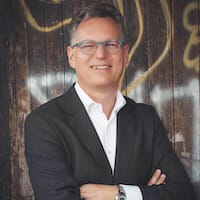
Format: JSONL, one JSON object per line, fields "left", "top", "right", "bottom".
{"left": 74, "top": 82, "right": 126, "bottom": 115}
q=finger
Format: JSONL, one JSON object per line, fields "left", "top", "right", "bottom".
{"left": 155, "top": 174, "right": 166, "bottom": 185}
{"left": 80, "top": 185, "right": 90, "bottom": 198}
{"left": 80, "top": 184, "right": 97, "bottom": 199}
{"left": 80, "top": 190, "right": 92, "bottom": 199}
{"left": 148, "top": 169, "right": 161, "bottom": 186}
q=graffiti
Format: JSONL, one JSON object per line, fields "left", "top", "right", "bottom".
{"left": 172, "top": 132, "right": 191, "bottom": 159}
{"left": 40, "top": 0, "right": 64, "bottom": 4}
{"left": 122, "top": 0, "right": 173, "bottom": 93}
{"left": 149, "top": 78, "right": 199, "bottom": 158}
{"left": 183, "top": 2, "right": 200, "bottom": 72}
{"left": 19, "top": 0, "right": 124, "bottom": 32}
{"left": 27, "top": 71, "right": 76, "bottom": 103}
{"left": 19, "top": 0, "right": 72, "bottom": 32}
{"left": 119, "top": 0, "right": 144, "bottom": 89}
{"left": 152, "top": 78, "right": 200, "bottom": 180}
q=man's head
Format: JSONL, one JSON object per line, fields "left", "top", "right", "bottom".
{"left": 67, "top": 3, "right": 129, "bottom": 93}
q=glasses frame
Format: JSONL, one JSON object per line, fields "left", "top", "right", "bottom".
{"left": 71, "top": 39, "right": 126, "bottom": 55}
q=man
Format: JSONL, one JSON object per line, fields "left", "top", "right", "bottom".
{"left": 25, "top": 3, "right": 194, "bottom": 200}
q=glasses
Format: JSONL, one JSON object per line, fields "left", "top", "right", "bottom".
{"left": 71, "top": 39, "right": 125, "bottom": 55}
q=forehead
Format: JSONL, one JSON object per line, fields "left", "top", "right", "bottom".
{"left": 72, "top": 17, "right": 122, "bottom": 41}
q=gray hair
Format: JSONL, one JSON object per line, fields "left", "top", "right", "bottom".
{"left": 69, "top": 3, "right": 126, "bottom": 45}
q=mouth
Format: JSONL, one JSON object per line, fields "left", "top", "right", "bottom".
{"left": 90, "top": 65, "right": 111, "bottom": 70}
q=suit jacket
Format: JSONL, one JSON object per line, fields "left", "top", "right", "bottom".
{"left": 25, "top": 85, "right": 195, "bottom": 200}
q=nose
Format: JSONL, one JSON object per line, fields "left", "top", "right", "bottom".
{"left": 95, "top": 43, "right": 107, "bottom": 58}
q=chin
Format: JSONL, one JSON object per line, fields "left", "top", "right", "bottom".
{"left": 92, "top": 82, "right": 118, "bottom": 89}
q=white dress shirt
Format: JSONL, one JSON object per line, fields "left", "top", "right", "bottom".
{"left": 75, "top": 83, "right": 143, "bottom": 200}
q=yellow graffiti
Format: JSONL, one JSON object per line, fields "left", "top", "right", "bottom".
{"left": 19, "top": 0, "right": 72, "bottom": 32}
{"left": 122, "top": 0, "right": 173, "bottom": 94}
{"left": 118, "top": 0, "right": 144, "bottom": 90}
{"left": 183, "top": 2, "right": 199, "bottom": 72}
{"left": 115, "top": 0, "right": 125, "bottom": 90}
{"left": 47, "top": 0, "right": 63, "bottom": 4}
{"left": 127, "top": 0, "right": 144, "bottom": 65}
{"left": 116, "top": 0, "right": 124, "bottom": 16}
{"left": 41, "top": 0, "right": 63, "bottom": 4}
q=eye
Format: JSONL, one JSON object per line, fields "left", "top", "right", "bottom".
{"left": 105, "top": 41, "right": 119, "bottom": 48}
{"left": 81, "top": 41, "right": 96, "bottom": 49}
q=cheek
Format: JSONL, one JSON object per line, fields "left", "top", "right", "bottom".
{"left": 114, "top": 54, "right": 126, "bottom": 67}
{"left": 74, "top": 54, "right": 90, "bottom": 66}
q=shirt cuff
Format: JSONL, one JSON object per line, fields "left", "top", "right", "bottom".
{"left": 121, "top": 184, "right": 143, "bottom": 200}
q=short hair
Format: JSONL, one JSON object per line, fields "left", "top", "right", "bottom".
{"left": 69, "top": 3, "right": 126, "bottom": 44}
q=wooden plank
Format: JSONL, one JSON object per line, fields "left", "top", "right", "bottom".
{"left": 0, "top": 0, "right": 12, "bottom": 199}
{"left": 145, "top": 0, "right": 174, "bottom": 143}
{"left": 8, "top": 1, "right": 32, "bottom": 199}
{"left": 171, "top": 0, "right": 200, "bottom": 198}
{"left": 26, "top": 0, "right": 48, "bottom": 109}
{"left": 122, "top": 0, "right": 150, "bottom": 104}
{"left": 44, "top": 1, "right": 65, "bottom": 100}
{"left": 62, "top": 0, "right": 77, "bottom": 91}
{"left": 192, "top": 0, "right": 200, "bottom": 198}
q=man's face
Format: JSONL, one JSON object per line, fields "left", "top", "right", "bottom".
{"left": 67, "top": 17, "right": 129, "bottom": 92}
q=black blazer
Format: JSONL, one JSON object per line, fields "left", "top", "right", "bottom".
{"left": 25, "top": 85, "right": 194, "bottom": 200}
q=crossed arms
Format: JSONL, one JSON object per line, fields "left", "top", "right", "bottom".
{"left": 80, "top": 169, "right": 166, "bottom": 200}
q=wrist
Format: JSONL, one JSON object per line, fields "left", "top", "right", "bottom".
{"left": 115, "top": 185, "right": 127, "bottom": 200}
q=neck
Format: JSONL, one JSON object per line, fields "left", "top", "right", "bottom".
{"left": 78, "top": 83, "right": 118, "bottom": 119}
{"left": 95, "top": 92, "right": 117, "bottom": 119}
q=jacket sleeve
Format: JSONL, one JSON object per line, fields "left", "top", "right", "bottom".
{"left": 139, "top": 106, "right": 195, "bottom": 200}
{"left": 24, "top": 111, "right": 81, "bottom": 200}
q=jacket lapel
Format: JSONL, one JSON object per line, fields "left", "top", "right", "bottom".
{"left": 114, "top": 100, "right": 137, "bottom": 182}
{"left": 63, "top": 86, "right": 112, "bottom": 174}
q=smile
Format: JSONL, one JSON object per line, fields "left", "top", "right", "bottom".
{"left": 90, "top": 65, "right": 111, "bottom": 69}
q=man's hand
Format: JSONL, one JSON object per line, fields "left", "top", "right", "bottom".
{"left": 147, "top": 169, "right": 166, "bottom": 186}
{"left": 80, "top": 184, "right": 118, "bottom": 200}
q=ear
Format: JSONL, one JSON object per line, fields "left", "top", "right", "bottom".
{"left": 123, "top": 44, "right": 129, "bottom": 67}
{"left": 67, "top": 46, "right": 76, "bottom": 69}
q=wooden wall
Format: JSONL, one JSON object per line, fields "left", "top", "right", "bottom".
{"left": 0, "top": 0, "right": 199, "bottom": 199}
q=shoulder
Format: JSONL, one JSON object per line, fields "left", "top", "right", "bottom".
{"left": 121, "top": 96, "right": 161, "bottom": 125}
{"left": 124, "top": 96, "right": 156, "bottom": 114}
{"left": 26, "top": 85, "right": 77, "bottom": 122}
{"left": 121, "top": 97, "right": 165, "bottom": 135}
{"left": 31, "top": 93, "right": 66, "bottom": 114}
